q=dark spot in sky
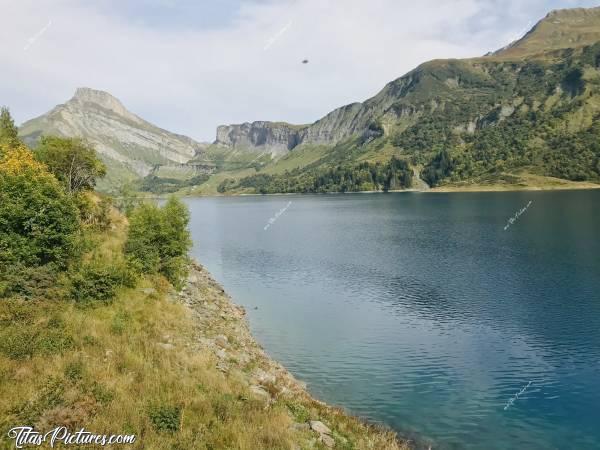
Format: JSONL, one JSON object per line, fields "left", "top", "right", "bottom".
{"left": 302, "top": 59, "right": 309, "bottom": 64}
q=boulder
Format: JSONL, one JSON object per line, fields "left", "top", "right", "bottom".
{"left": 309, "top": 420, "right": 331, "bottom": 435}
{"left": 318, "top": 433, "right": 335, "bottom": 448}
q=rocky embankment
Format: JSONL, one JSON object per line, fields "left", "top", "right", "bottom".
{"left": 172, "top": 261, "right": 409, "bottom": 450}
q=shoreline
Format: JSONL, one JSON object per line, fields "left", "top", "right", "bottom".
{"left": 180, "top": 183, "right": 600, "bottom": 199}
{"left": 176, "top": 261, "right": 413, "bottom": 449}
{"left": 181, "top": 179, "right": 600, "bottom": 198}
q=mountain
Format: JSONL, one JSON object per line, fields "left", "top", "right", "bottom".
{"left": 16, "top": 7, "right": 600, "bottom": 195}
{"left": 210, "top": 7, "right": 600, "bottom": 194}
{"left": 492, "top": 7, "right": 600, "bottom": 58}
{"left": 19, "top": 88, "right": 209, "bottom": 191}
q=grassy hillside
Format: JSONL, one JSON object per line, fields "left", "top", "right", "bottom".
{"left": 492, "top": 7, "right": 600, "bottom": 59}
{"left": 204, "top": 8, "right": 600, "bottom": 195}
{"left": 0, "top": 212, "right": 405, "bottom": 449}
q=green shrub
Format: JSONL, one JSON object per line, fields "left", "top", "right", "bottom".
{"left": 36, "top": 330, "right": 74, "bottom": 355}
{"left": 148, "top": 404, "right": 181, "bottom": 433}
{"left": 0, "top": 145, "right": 81, "bottom": 272}
{"left": 0, "top": 263, "right": 61, "bottom": 300}
{"left": 0, "top": 329, "right": 38, "bottom": 359}
{"left": 90, "top": 382, "right": 114, "bottom": 405}
{"left": 64, "top": 360, "right": 85, "bottom": 382}
{"left": 125, "top": 198, "right": 191, "bottom": 290}
{"left": 69, "top": 260, "right": 137, "bottom": 304}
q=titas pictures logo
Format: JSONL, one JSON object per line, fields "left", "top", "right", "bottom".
{"left": 7, "top": 426, "right": 136, "bottom": 448}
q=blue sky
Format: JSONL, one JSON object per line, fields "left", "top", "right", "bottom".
{"left": 1, "top": 0, "right": 599, "bottom": 141}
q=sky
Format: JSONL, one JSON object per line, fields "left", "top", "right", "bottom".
{"left": 1, "top": 0, "right": 599, "bottom": 142}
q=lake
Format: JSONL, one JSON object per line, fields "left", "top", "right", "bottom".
{"left": 185, "top": 190, "right": 600, "bottom": 450}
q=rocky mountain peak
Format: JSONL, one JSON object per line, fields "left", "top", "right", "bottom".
{"left": 19, "top": 88, "right": 204, "bottom": 188}
{"left": 69, "top": 87, "right": 137, "bottom": 121}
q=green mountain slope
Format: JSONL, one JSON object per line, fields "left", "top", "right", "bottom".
{"left": 212, "top": 7, "right": 600, "bottom": 194}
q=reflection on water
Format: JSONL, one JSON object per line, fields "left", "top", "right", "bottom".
{"left": 185, "top": 191, "right": 600, "bottom": 450}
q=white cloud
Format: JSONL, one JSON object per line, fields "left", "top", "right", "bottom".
{"left": 0, "top": 0, "right": 595, "bottom": 141}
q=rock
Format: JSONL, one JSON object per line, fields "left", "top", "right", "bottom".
{"left": 215, "top": 348, "right": 227, "bottom": 360}
{"left": 215, "top": 335, "right": 229, "bottom": 348}
{"left": 309, "top": 420, "right": 331, "bottom": 435}
{"left": 253, "top": 368, "right": 276, "bottom": 385}
{"left": 140, "top": 288, "right": 157, "bottom": 295}
{"left": 158, "top": 343, "right": 174, "bottom": 350}
{"left": 318, "top": 433, "right": 335, "bottom": 448}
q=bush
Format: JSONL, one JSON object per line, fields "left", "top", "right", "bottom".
{"left": 36, "top": 330, "right": 74, "bottom": 355}
{"left": 69, "top": 260, "right": 137, "bottom": 304}
{"left": 90, "top": 382, "right": 114, "bottom": 405}
{"left": 0, "top": 263, "right": 61, "bottom": 299}
{"left": 124, "top": 198, "right": 191, "bottom": 290}
{"left": 0, "top": 329, "right": 38, "bottom": 359}
{"left": 0, "top": 144, "right": 81, "bottom": 271}
{"left": 148, "top": 404, "right": 181, "bottom": 433}
{"left": 64, "top": 360, "right": 85, "bottom": 382}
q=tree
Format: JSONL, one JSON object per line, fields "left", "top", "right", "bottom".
{"left": 35, "top": 136, "right": 106, "bottom": 194}
{"left": 421, "top": 149, "right": 454, "bottom": 187}
{"left": 0, "top": 143, "right": 80, "bottom": 270}
{"left": 0, "top": 107, "right": 19, "bottom": 148}
{"left": 124, "top": 197, "right": 191, "bottom": 289}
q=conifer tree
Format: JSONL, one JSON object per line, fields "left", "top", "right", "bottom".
{"left": 0, "top": 106, "right": 19, "bottom": 148}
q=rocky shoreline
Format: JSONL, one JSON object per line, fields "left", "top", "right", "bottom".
{"left": 171, "top": 261, "right": 409, "bottom": 450}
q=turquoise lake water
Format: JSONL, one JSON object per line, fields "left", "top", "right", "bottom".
{"left": 185, "top": 191, "right": 600, "bottom": 450}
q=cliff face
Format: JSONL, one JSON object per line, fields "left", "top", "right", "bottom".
{"left": 214, "top": 103, "right": 371, "bottom": 154}
{"left": 19, "top": 88, "right": 207, "bottom": 185}
{"left": 215, "top": 122, "right": 304, "bottom": 155}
